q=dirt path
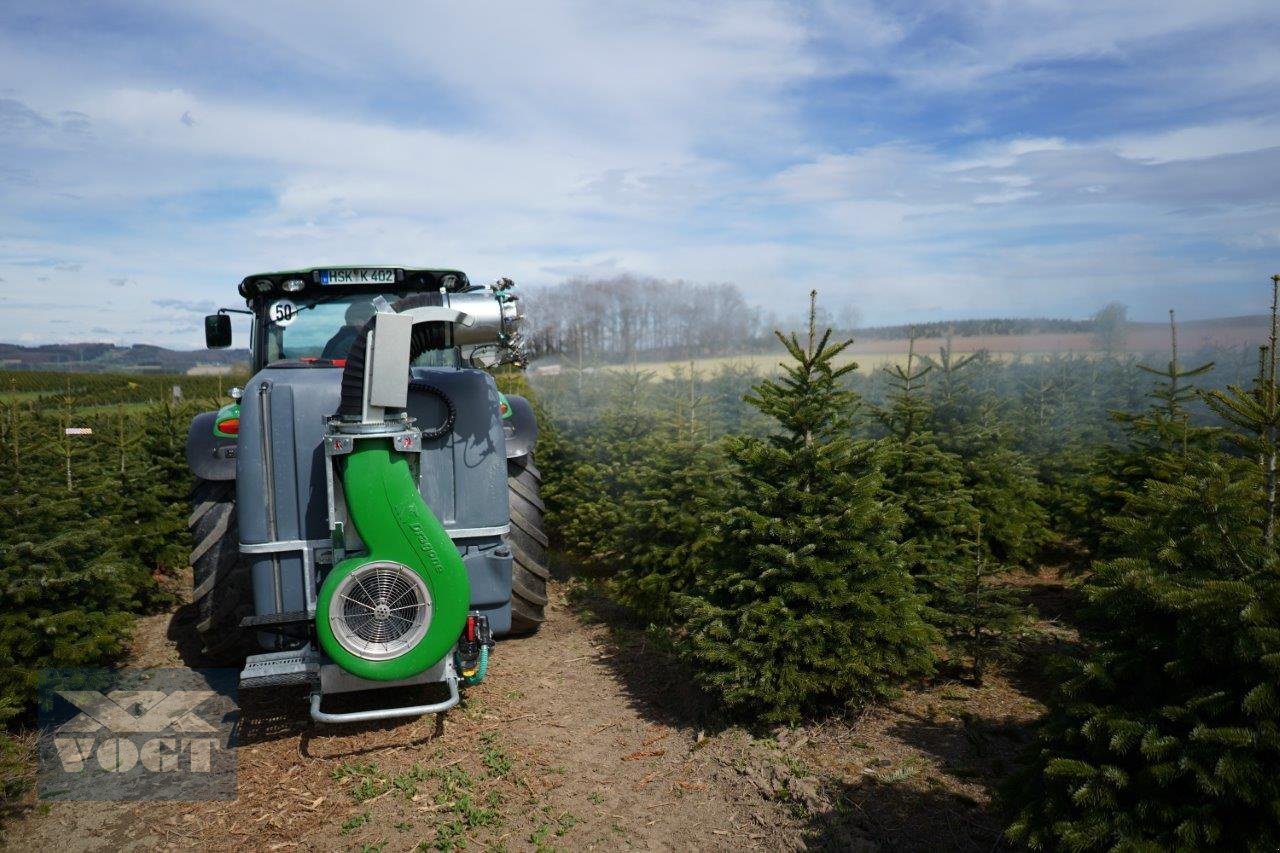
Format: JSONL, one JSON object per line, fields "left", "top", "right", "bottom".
{"left": 5, "top": 569, "right": 1073, "bottom": 851}
{"left": 5, "top": 583, "right": 808, "bottom": 851}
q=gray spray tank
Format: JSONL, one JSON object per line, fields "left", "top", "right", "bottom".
{"left": 234, "top": 364, "right": 514, "bottom": 641}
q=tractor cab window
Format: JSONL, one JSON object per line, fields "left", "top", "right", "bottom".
{"left": 261, "top": 293, "right": 460, "bottom": 367}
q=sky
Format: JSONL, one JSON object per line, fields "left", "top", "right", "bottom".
{"left": 1, "top": 1, "right": 1278, "bottom": 348}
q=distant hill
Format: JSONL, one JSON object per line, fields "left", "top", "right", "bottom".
{"left": 843, "top": 315, "right": 1271, "bottom": 358}
{"left": 0, "top": 342, "right": 250, "bottom": 374}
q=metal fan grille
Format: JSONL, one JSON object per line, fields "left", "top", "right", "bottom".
{"left": 329, "top": 561, "right": 432, "bottom": 661}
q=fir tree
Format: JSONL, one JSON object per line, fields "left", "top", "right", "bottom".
{"left": 674, "top": 293, "right": 934, "bottom": 723}
{"left": 876, "top": 339, "right": 1029, "bottom": 679}
{"left": 874, "top": 335, "right": 982, "bottom": 634}
{"left": 609, "top": 367, "right": 725, "bottom": 623}
{"left": 1005, "top": 280, "right": 1280, "bottom": 850}
{"left": 945, "top": 521, "right": 1028, "bottom": 685}
{"left": 1204, "top": 278, "right": 1280, "bottom": 547}
{"left": 121, "top": 400, "right": 194, "bottom": 594}
{"left": 541, "top": 369, "right": 661, "bottom": 567}
{"left": 1087, "top": 310, "right": 1217, "bottom": 558}
{"left": 922, "top": 341, "right": 1052, "bottom": 567}
{"left": 0, "top": 407, "right": 148, "bottom": 711}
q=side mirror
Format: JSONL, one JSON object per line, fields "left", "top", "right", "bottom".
{"left": 205, "top": 313, "right": 232, "bottom": 348}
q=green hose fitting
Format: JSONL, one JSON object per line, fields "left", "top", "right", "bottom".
{"left": 316, "top": 438, "right": 471, "bottom": 681}
{"left": 456, "top": 645, "right": 489, "bottom": 685}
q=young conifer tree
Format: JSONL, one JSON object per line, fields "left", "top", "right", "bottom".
{"left": 875, "top": 335, "right": 981, "bottom": 633}
{"left": 127, "top": 400, "right": 191, "bottom": 591}
{"left": 542, "top": 368, "right": 661, "bottom": 567}
{"left": 675, "top": 293, "right": 934, "bottom": 723}
{"left": 1005, "top": 279, "right": 1280, "bottom": 850}
{"left": 0, "top": 407, "right": 144, "bottom": 712}
{"left": 923, "top": 341, "right": 1052, "bottom": 567}
{"left": 1088, "top": 310, "right": 1217, "bottom": 558}
{"left": 610, "top": 365, "right": 725, "bottom": 623}
{"left": 947, "top": 520, "right": 1027, "bottom": 685}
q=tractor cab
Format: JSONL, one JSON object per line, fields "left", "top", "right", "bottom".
{"left": 203, "top": 267, "right": 496, "bottom": 373}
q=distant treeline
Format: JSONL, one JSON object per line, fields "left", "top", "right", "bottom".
{"left": 521, "top": 276, "right": 762, "bottom": 363}
{"left": 855, "top": 317, "right": 1093, "bottom": 340}
{"left": 521, "top": 277, "right": 1101, "bottom": 363}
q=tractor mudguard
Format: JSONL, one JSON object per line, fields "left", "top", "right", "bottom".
{"left": 503, "top": 394, "right": 538, "bottom": 460}
{"left": 185, "top": 411, "right": 237, "bottom": 481}
{"left": 316, "top": 439, "right": 470, "bottom": 681}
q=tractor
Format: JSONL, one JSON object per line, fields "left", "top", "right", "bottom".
{"left": 184, "top": 267, "right": 548, "bottom": 722}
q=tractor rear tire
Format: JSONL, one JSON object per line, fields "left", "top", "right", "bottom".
{"left": 506, "top": 454, "right": 550, "bottom": 634}
{"left": 189, "top": 478, "right": 252, "bottom": 663}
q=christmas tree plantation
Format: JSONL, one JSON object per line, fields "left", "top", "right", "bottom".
{"left": 1005, "top": 280, "right": 1280, "bottom": 850}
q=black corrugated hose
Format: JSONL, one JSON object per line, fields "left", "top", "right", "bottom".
{"left": 335, "top": 293, "right": 451, "bottom": 419}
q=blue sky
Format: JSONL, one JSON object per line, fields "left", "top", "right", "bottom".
{"left": 1, "top": 1, "right": 1278, "bottom": 347}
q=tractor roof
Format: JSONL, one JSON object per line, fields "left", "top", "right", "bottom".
{"left": 237, "top": 266, "right": 471, "bottom": 299}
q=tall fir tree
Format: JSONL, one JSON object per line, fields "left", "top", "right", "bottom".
{"left": 674, "top": 293, "right": 934, "bottom": 723}
{"left": 920, "top": 339, "right": 1052, "bottom": 567}
{"left": 1005, "top": 280, "right": 1280, "bottom": 850}
{"left": 945, "top": 521, "right": 1028, "bottom": 685}
{"left": 0, "top": 407, "right": 149, "bottom": 713}
{"left": 877, "top": 336, "right": 1029, "bottom": 680}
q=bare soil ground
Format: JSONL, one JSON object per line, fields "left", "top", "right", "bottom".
{"left": 3, "top": 568, "right": 1077, "bottom": 851}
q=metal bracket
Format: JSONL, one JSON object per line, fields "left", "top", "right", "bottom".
{"left": 309, "top": 658, "right": 461, "bottom": 723}
{"left": 400, "top": 306, "right": 475, "bottom": 328}
{"left": 325, "top": 424, "right": 421, "bottom": 456}
{"left": 240, "top": 538, "right": 330, "bottom": 615}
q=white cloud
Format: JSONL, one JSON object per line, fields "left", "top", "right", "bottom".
{"left": 1111, "top": 119, "right": 1280, "bottom": 163}
{"left": 819, "top": 0, "right": 1280, "bottom": 92}
{"left": 0, "top": 0, "right": 1278, "bottom": 345}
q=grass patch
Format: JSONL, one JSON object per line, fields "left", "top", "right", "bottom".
{"left": 341, "top": 812, "right": 371, "bottom": 834}
{"left": 479, "top": 731, "right": 513, "bottom": 777}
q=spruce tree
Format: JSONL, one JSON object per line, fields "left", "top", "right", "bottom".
{"left": 1005, "top": 280, "right": 1280, "bottom": 850}
{"left": 945, "top": 521, "right": 1027, "bottom": 685}
{"left": 874, "top": 336, "right": 981, "bottom": 634}
{"left": 610, "top": 367, "right": 725, "bottom": 623}
{"left": 674, "top": 293, "right": 934, "bottom": 723}
{"left": 541, "top": 369, "right": 661, "bottom": 568}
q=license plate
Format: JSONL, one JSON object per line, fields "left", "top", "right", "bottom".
{"left": 318, "top": 268, "right": 397, "bottom": 285}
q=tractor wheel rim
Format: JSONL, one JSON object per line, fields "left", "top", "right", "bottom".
{"left": 329, "top": 561, "right": 432, "bottom": 661}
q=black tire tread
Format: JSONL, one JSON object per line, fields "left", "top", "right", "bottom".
{"left": 507, "top": 456, "right": 549, "bottom": 634}
{"left": 189, "top": 477, "right": 252, "bottom": 662}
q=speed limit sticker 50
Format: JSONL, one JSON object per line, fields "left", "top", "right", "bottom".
{"left": 268, "top": 299, "right": 297, "bottom": 326}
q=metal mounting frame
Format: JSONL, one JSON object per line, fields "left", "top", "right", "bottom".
{"left": 309, "top": 656, "right": 461, "bottom": 723}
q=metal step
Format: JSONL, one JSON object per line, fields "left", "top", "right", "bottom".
{"left": 240, "top": 649, "right": 317, "bottom": 690}
{"left": 239, "top": 609, "right": 311, "bottom": 630}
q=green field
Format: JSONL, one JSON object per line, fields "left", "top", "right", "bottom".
{"left": 0, "top": 369, "right": 246, "bottom": 408}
